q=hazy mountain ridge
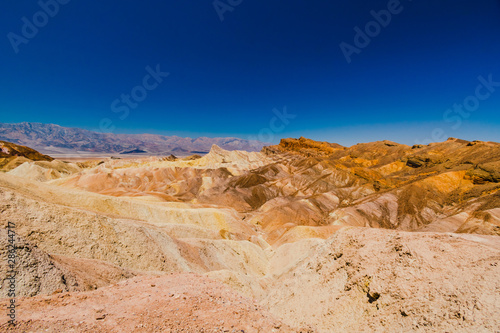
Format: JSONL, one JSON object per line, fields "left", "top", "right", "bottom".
{"left": 0, "top": 122, "right": 264, "bottom": 155}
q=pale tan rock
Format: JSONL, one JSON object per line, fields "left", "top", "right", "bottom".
{"left": 1, "top": 137, "right": 500, "bottom": 332}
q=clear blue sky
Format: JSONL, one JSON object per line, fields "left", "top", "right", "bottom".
{"left": 1, "top": 0, "right": 499, "bottom": 145}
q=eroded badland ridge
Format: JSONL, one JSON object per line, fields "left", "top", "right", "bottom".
{"left": 0, "top": 137, "right": 499, "bottom": 332}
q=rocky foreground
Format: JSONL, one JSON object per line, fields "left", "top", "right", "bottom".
{"left": 0, "top": 138, "right": 499, "bottom": 332}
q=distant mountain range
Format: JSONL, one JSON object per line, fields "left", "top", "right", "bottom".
{"left": 0, "top": 122, "right": 265, "bottom": 155}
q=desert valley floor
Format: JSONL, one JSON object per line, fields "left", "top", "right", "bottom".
{"left": 0, "top": 137, "right": 499, "bottom": 332}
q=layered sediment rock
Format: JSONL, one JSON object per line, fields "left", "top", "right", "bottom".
{"left": 1, "top": 137, "right": 499, "bottom": 331}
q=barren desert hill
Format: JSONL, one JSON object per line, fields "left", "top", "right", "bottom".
{"left": 1, "top": 137, "right": 499, "bottom": 332}
{"left": 0, "top": 122, "right": 265, "bottom": 155}
{"left": 0, "top": 140, "right": 55, "bottom": 172}
{"left": 46, "top": 136, "right": 500, "bottom": 241}
{"left": 2, "top": 136, "right": 500, "bottom": 239}
{"left": 0, "top": 140, "right": 53, "bottom": 161}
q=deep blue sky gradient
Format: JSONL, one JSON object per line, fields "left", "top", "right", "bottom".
{"left": 0, "top": 0, "right": 499, "bottom": 145}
